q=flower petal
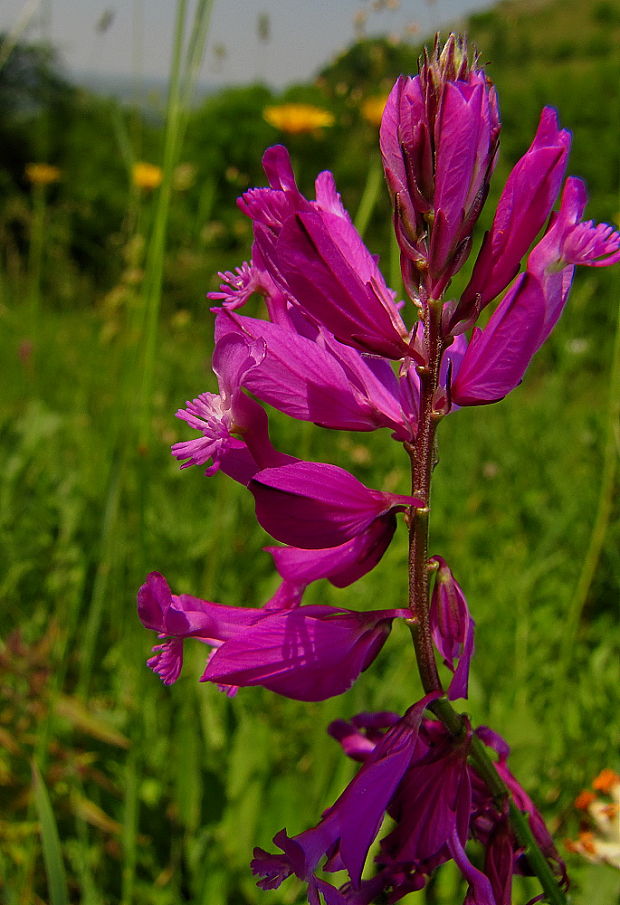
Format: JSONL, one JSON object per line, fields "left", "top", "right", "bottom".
{"left": 266, "top": 514, "right": 397, "bottom": 589}
{"left": 250, "top": 461, "right": 420, "bottom": 549}
{"left": 275, "top": 210, "right": 411, "bottom": 359}
{"left": 455, "top": 107, "right": 570, "bottom": 322}
{"left": 202, "top": 605, "right": 407, "bottom": 701}
{"left": 138, "top": 571, "right": 261, "bottom": 638}
{"left": 451, "top": 274, "right": 546, "bottom": 405}
{"left": 215, "top": 310, "right": 385, "bottom": 432}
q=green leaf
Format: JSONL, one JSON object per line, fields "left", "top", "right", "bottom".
{"left": 54, "top": 693, "right": 130, "bottom": 748}
{"left": 32, "top": 761, "right": 69, "bottom": 905}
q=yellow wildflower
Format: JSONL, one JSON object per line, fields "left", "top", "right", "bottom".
{"left": 132, "top": 162, "right": 163, "bottom": 190}
{"left": 25, "top": 163, "right": 61, "bottom": 186}
{"left": 361, "top": 95, "right": 388, "bottom": 128}
{"left": 263, "top": 103, "right": 335, "bottom": 135}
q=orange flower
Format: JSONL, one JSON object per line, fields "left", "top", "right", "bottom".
{"left": 574, "top": 790, "right": 596, "bottom": 811}
{"left": 565, "top": 830, "right": 597, "bottom": 856}
{"left": 263, "top": 103, "right": 335, "bottom": 135}
{"left": 593, "top": 768, "right": 620, "bottom": 793}
{"left": 361, "top": 95, "right": 388, "bottom": 128}
{"left": 566, "top": 769, "right": 620, "bottom": 869}
{"left": 25, "top": 163, "right": 61, "bottom": 185}
{"left": 132, "top": 162, "right": 163, "bottom": 190}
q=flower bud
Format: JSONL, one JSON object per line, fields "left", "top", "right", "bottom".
{"left": 429, "top": 555, "right": 475, "bottom": 699}
{"left": 380, "top": 34, "right": 500, "bottom": 301}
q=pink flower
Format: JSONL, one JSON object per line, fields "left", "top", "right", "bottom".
{"left": 451, "top": 178, "right": 620, "bottom": 406}
{"left": 237, "top": 145, "right": 414, "bottom": 359}
{"left": 453, "top": 106, "right": 571, "bottom": 328}
{"left": 138, "top": 572, "right": 408, "bottom": 701}
{"left": 171, "top": 332, "right": 290, "bottom": 481}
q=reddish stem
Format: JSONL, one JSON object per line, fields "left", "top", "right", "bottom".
{"left": 406, "top": 298, "right": 444, "bottom": 693}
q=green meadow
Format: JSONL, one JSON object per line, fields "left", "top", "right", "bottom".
{"left": 1, "top": 0, "right": 619, "bottom": 902}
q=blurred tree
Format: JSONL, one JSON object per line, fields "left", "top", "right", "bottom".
{"left": 185, "top": 83, "right": 275, "bottom": 230}
{"left": 0, "top": 35, "right": 72, "bottom": 115}
{"left": 0, "top": 35, "right": 75, "bottom": 184}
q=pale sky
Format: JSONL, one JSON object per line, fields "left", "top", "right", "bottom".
{"left": 0, "top": 0, "right": 494, "bottom": 88}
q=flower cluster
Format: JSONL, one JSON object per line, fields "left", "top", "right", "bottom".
{"left": 566, "top": 769, "right": 620, "bottom": 870}
{"left": 138, "top": 34, "right": 619, "bottom": 905}
{"left": 253, "top": 716, "right": 567, "bottom": 905}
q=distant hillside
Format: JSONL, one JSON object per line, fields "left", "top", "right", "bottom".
{"left": 468, "top": 0, "right": 620, "bottom": 65}
{"left": 73, "top": 70, "right": 218, "bottom": 109}
{"left": 466, "top": 0, "right": 620, "bottom": 218}
{"left": 317, "top": 0, "right": 619, "bottom": 219}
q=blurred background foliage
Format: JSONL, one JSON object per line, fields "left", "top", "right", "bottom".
{"left": 0, "top": 0, "right": 619, "bottom": 902}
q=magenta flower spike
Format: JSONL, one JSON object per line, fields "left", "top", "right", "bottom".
{"left": 138, "top": 30, "right": 619, "bottom": 905}
{"left": 249, "top": 460, "right": 421, "bottom": 549}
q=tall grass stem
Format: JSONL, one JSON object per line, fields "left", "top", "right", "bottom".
{"left": 560, "top": 295, "right": 620, "bottom": 671}
{"left": 137, "top": 0, "right": 214, "bottom": 450}
{"left": 353, "top": 155, "right": 383, "bottom": 239}
{"left": 27, "top": 183, "right": 47, "bottom": 342}
{"left": 32, "top": 762, "right": 69, "bottom": 905}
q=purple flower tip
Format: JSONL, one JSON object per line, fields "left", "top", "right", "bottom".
{"left": 147, "top": 639, "right": 184, "bottom": 685}
{"left": 379, "top": 35, "right": 500, "bottom": 299}
{"left": 251, "top": 846, "right": 293, "bottom": 890}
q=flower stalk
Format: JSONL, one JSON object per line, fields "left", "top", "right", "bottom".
{"left": 406, "top": 299, "right": 445, "bottom": 694}
{"left": 136, "top": 31, "right": 620, "bottom": 905}
{"left": 406, "top": 292, "right": 569, "bottom": 902}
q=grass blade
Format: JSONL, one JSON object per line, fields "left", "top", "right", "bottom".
{"left": 32, "top": 761, "right": 69, "bottom": 905}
